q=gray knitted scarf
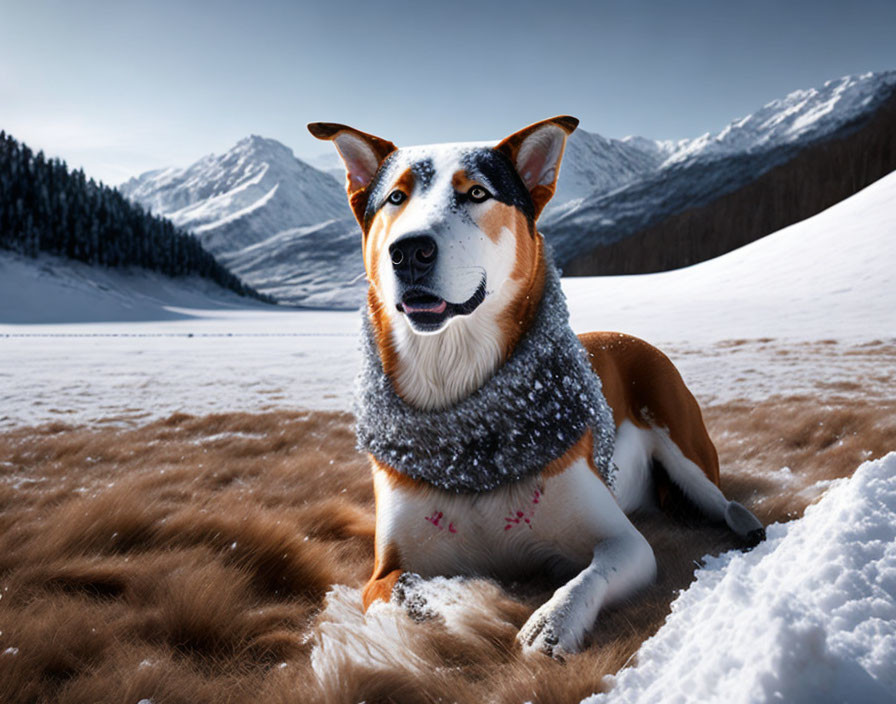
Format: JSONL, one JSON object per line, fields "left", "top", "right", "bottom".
{"left": 354, "top": 262, "right": 616, "bottom": 494}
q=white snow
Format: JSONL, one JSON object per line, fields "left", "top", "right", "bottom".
{"left": 0, "top": 250, "right": 358, "bottom": 429}
{"left": 563, "top": 168, "right": 896, "bottom": 344}
{"left": 0, "top": 250, "right": 270, "bottom": 324}
{"left": 584, "top": 452, "right": 896, "bottom": 704}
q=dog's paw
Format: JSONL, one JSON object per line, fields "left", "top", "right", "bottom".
{"left": 391, "top": 572, "right": 437, "bottom": 622}
{"left": 517, "top": 593, "right": 590, "bottom": 659}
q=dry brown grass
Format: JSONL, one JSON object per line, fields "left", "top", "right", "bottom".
{"left": 0, "top": 391, "right": 892, "bottom": 703}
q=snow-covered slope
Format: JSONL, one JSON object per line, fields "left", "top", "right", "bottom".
{"left": 119, "top": 135, "right": 350, "bottom": 255}
{"left": 0, "top": 250, "right": 271, "bottom": 324}
{"left": 563, "top": 168, "right": 896, "bottom": 343}
{"left": 218, "top": 216, "right": 366, "bottom": 309}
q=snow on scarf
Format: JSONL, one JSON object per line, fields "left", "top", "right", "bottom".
{"left": 354, "top": 261, "right": 616, "bottom": 494}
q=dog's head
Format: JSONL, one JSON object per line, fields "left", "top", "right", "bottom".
{"left": 309, "top": 117, "right": 577, "bottom": 336}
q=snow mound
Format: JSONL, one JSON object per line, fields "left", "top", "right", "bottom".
{"left": 585, "top": 452, "right": 896, "bottom": 704}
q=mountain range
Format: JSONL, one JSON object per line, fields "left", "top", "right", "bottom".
{"left": 119, "top": 71, "right": 896, "bottom": 308}
{"left": 547, "top": 71, "right": 896, "bottom": 274}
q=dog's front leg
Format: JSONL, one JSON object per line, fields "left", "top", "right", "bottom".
{"left": 518, "top": 527, "right": 655, "bottom": 657}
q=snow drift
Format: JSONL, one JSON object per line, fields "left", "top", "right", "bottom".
{"left": 585, "top": 452, "right": 896, "bottom": 704}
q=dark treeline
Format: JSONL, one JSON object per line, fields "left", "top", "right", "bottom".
{"left": 0, "top": 130, "right": 273, "bottom": 302}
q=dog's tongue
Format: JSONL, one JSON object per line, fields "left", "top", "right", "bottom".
{"left": 403, "top": 299, "right": 447, "bottom": 315}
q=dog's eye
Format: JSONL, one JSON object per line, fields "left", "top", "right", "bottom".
{"left": 468, "top": 186, "right": 491, "bottom": 203}
{"left": 387, "top": 190, "right": 407, "bottom": 206}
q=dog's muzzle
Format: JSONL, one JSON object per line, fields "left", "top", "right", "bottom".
{"left": 397, "top": 278, "right": 487, "bottom": 332}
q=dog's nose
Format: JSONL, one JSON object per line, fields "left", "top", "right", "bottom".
{"left": 389, "top": 235, "right": 437, "bottom": 284}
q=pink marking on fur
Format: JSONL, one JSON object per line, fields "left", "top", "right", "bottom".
{"left": 505, "top": 496, "right": 540, "bottom": 532}
{"left": 448, "top": 522, "right": 457, "bottom": 533}
{"left": 425, "top": 511, "right": 444, "bottom": 529}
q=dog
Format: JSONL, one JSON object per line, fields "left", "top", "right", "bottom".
{"left": 308, "top": 116, "right": 765, "bottom": 657}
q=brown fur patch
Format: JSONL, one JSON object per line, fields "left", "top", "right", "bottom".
{"left": 581, "top": 331, "right": 721, "bottom": 487}
{"left": 495, "top": 231, "right": 547, "bottom": 363}
{"left": 365, "top": 286, "right": 399, "bottom": 387}
{"left": 0, "top": 383, "right": 890, "bottom": 702}
{"left": 541, "top": 429, "right": 595, "bottom": 480}
{"left": 451, "top": 169, "right": 477, "bottom": 193}
{"left": 473, "top": 200, "right": 513, "bottom": 244}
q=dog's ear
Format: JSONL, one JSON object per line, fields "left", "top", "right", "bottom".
{"left": 308, "top": 122, "right": 397, "bottom": 225}
{"left": 494, "top": 116, "right": 578, "bottom": 220}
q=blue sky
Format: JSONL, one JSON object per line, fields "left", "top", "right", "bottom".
{"left": 2, "top": 0, "right": 895, "bottom": 185}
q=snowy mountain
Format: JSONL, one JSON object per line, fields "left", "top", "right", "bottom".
{"left": 662, "top": 72, "right": 896, "bottom": 165}
{"left": 118, "top": 71, "right": 896, "bottom": 307}
{"left": 542, "top": 129, "right": 668, "bottom": 218}
{"left": 119, "top": 135, "right": 351, "bottom": 255}
{"left": 217, "top": 216, "right": 366, "bottom": 308}
{"left": 546, "top": 70, "right": 896, "bottom": 270}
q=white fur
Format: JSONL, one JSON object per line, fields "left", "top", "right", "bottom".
{"left": 376, "top": 460, "right": 647, "bottom": 580}
{"left": 375, "top": 458, "right": 657, "bottom": 656}
{"left": 607, "top": 421, "right": 763, "bottom": 539}
{"left": 608, "top": 420, "right": 657, "bottom": 514}
{"left": 651, "top": 425, "right": 730, "bottom": 521}
{"left": 517, "top": 525, "right": 655, "bottom": 655}
{"left": 390, "top": 229, "right": 518, "bottom": 410}
{"left": 374, "top": 146, "right": 518, "bottom": 314}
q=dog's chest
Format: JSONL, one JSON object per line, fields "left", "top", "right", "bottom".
{"left": 374, "top": 460, "right": 626, "bottom": 579}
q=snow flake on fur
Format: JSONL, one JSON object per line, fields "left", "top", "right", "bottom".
{"left": 355, "top": 262, "right": 616, "bottom": 493}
